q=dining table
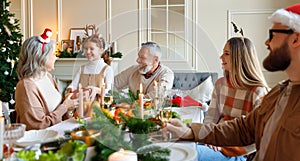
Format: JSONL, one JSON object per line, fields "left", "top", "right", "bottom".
{"left": 45, "top": 106, "right": 203, "bottom": 161}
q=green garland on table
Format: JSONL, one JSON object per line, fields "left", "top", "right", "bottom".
{"left": 87, "top": 105, "right": 171, "bottom": 161}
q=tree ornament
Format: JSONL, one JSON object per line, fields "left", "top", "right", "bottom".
{"left": 4, "top": 71, "right": 9, "bottom": 75}
{"left": 6, "top": 57, "right": 11, "bottom": 63}
{"left": 9, "top": 94, "right": 15, "bottom": 104}
{"left": 9, "top": 17, "right": 15, "bottom": 24}
{"left": 0, "top": 28, "right": 1, "bottom": 32}
{"left": 9, "top": 40, "right": 14, "bottom": 44}
{"left": 9, "top": 98, "right": 15, "bottom": 104}
{"left": 3, "top": 25, "right": 11, "bottom": 36}
{"left": 10, "top": 60, "right": 15, "bottom": 76}
{"left": 1, "top": 47, "right": 6, "bottom": 52}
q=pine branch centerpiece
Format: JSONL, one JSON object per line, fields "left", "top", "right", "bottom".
{"left": 78, "top": 89, "right": 177, "bottom": 161}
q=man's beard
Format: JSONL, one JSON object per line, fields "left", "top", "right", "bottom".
{"left": 139, "top": 65, "right": 153, "bottom": 74}
{"left": 263, "top": 42, "right": 291, "bottom": 72}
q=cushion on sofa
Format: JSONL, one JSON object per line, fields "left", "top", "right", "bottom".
{"left": 189, "top": 75, "right": 214, "bottom": 103}
{"left": 172, "top": 72, "right": 217, "bottom": 104}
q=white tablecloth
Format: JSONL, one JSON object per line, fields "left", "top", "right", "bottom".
{"left": 172, "top": 106, "right": 204, "bottom": 123}
{"left": 46, "top": 117, "right": 81, "bottom": 137}
{"left": 46, "top": 107, "right": 202, "bottom": 161}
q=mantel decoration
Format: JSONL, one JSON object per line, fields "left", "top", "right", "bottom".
{"left": 57, "top": 24, "right": 123, "bottom": 60}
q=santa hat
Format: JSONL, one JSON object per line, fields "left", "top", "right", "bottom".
{"left": 37, "top": 28, "right": 52, "bottom": 43}
{"left": 269, "top": 4, "right": 300, "bottom": 32}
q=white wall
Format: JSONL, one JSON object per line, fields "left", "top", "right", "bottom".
{"left": 14, "top": 0, "right": 299, "bottom": 87}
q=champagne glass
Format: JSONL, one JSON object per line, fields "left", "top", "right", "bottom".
{"left": 158, "top": 107, "right": 172, "bottom": 141}
{"left": 3, "top": 123, "right": 26, "bottom": 160}
{"left": 159, "top": 108, "right": 172, "bottom": 124}
{"left": 104, "top": 93, "right": 113, "bottom": 110}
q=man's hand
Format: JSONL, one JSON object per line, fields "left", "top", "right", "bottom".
{"left": 163, "top": 118, "right": 194, "bottom": 140}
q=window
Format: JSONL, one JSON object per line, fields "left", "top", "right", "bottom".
{"left": 149, "top": 0, "right": 186, "bottom": 60}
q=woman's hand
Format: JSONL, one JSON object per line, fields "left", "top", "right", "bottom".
{"left": 63, "top": 93, "right": 79, "bottom": 110}
{"left": 163, "top": 118, "right": 194, "bottom": 140}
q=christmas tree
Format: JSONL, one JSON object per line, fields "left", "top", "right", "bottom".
{"left": 0, "top": 0, "right": 22, "bottom": 106}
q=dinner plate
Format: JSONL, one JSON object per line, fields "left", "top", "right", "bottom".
{"left": 15, "top": 129, "right": 59, "bottom": 147}
{"left": 139, "top": 142, "right": 197, "bottom": 161}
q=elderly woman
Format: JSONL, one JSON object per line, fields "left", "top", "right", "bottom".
{"left": 15, "top": 28, "right": 77, "bottom": 130}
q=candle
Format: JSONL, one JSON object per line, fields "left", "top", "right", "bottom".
{"left": 153, "top": 81, "right": 158, "bottom": 114}
{"left": 78, "top": 84, "right": 84, "bottom": 118}
{"left": 154, "top": 80, "right": 158, "bottom": 97}
{"left": 0, "top": 101, "right": 4, "bottom": 159}
{"left": 108, "top": 149, "right": 137, "bottom": 161}
{"left": 139, "top": 83, "right": 144, "bottom": 119}
{"left": 100, "top": 78, "right": 105, "bottom": 107}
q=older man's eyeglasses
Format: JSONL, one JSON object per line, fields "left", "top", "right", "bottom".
{"left": 269, "top": 29, "right": 294, "bottom": 41}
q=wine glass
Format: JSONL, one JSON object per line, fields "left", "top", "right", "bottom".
{"left": 158, "top": 107, "right": 172, "bottom": 141}
{"left": 103, "top": 93, "right": 113, "bottom": 110}
{"left": 3, "top": 123, "right": 26, "bottom": 160}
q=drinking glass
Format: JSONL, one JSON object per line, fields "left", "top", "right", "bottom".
{"left": 159, "top": 108, "right": 172, "bottom": 125}
{"left": 158, "top": 107, "right": 172, "bottom": 141}
{"left": 103, "top": 93, "right": 113, "bottom": 110}
{"left": 3, "top": 123, "right": 26, "bottom": 160}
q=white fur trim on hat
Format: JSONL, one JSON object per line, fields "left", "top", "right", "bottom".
{"left": 37, "top": 36, "right": 50, "bottom": 43}
{"left": 269, "top": 8, "right": 300, "bottom": 32}
{"left": 46, "top": 31, "right": 52, "bottom": 37}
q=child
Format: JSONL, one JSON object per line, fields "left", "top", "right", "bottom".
{"left": 66, "top": 35, "right": 114, "bottom": 101}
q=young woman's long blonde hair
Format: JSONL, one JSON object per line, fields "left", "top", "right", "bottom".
{"left": 225, "top": 37, "right": 268, "bottom": 89}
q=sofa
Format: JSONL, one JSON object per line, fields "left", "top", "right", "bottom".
{"left": 172, "top": 72, "right": 218, "bottom": 103}
{"left": 172, "top": 72, "right": 218, "bottom": 123}
{"left": 172, "top": 72, "right": 218, "bottom": 90}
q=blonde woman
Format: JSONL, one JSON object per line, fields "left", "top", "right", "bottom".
{"left": 198, "top": 37, "right": 269, "bottom": 161}
{"left": 15, "top": 29, "right": 77, "bottom": 130}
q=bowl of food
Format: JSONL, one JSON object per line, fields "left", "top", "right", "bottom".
{"left": 70, "top": 129, "right": 101, "bottom": 147}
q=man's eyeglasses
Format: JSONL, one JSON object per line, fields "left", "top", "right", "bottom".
{"left": 269, "top": 29, "right": 294, "bottom": 41}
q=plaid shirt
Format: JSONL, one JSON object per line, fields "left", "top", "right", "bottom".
{"left": 204, "top": 77, "right": 268, "bottom": 124}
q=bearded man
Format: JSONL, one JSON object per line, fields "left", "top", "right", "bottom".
{"left": 165, "top": 3, "right": 300, "bottom": 161}
{"left": 114, "top": 42, "right": 174, "bottom": 98}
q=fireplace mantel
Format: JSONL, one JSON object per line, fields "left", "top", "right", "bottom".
{"left": 51, "top": 58, "right": 120, "bottom": 81}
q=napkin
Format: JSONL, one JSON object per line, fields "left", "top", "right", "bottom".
{"left": 172, "top": 95, "right": 202, "bottom": 107}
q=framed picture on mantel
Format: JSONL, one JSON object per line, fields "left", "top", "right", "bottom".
{"left": 69, "top": 28, "right": 85, "bottom": 52}
{"left": 61, "top": 40, "right": 74, "bottom": 53}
